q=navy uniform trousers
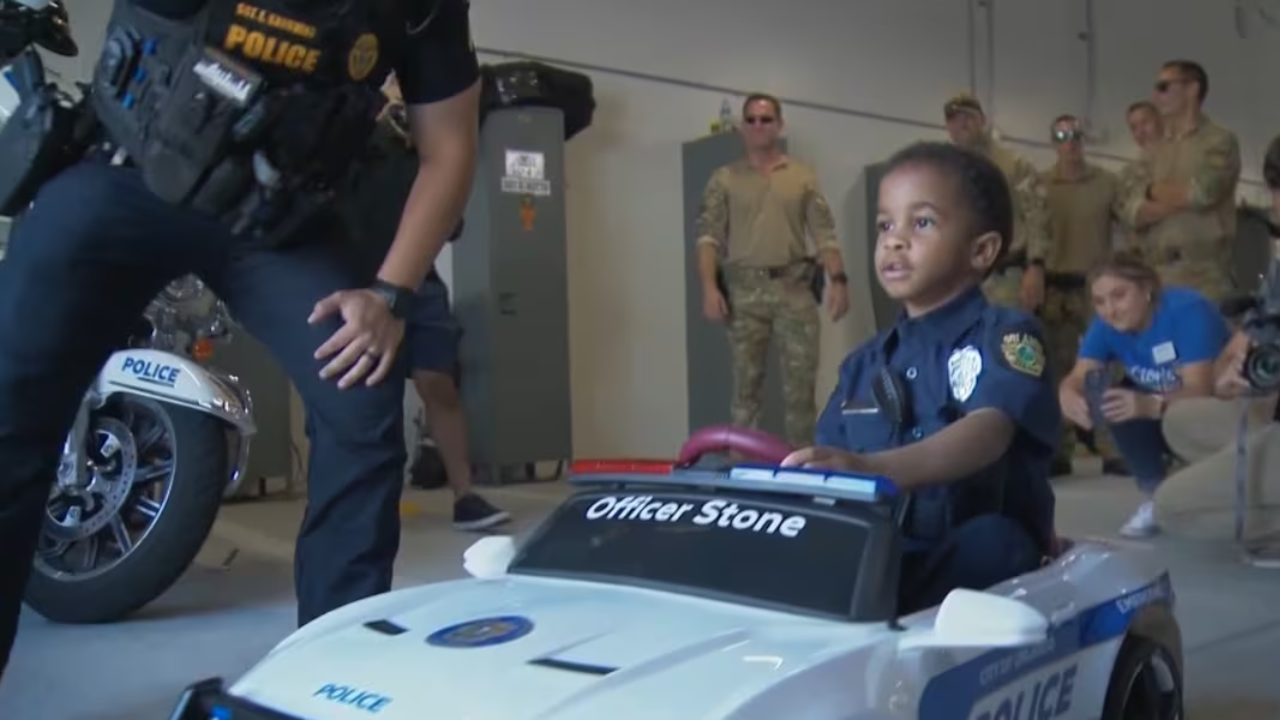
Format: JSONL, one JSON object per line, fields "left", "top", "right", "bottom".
{"left": 0, "top": 160, "right": 408, "bottom": 677}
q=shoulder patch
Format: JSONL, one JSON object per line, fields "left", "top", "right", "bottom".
{"left": 1001, "top": 332, "right": 1045, "bottom": 377}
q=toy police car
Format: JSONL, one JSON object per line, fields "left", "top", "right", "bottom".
{"left": 170, "top": 429, "right": 1183, "bottom": 720}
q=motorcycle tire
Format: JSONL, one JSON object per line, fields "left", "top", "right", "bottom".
{"left": 25, "top": 397, "right": 229, "bottom": 624}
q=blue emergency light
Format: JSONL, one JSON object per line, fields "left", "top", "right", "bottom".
{"left": 727, "top": 464, "right": 898, "bottom": 502}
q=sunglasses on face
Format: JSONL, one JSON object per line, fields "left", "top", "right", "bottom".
{"left": 1053, "top": 128, "right": 1084, "bottom": 143}
{"left": 744, "top": 115, "right": 776, "bottom": 126}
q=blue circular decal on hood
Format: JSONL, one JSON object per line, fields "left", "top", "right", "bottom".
{"left": 427, "top": 615, "right": 535, "bottom": 648}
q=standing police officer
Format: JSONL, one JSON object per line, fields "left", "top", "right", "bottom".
{"left": 0, "top": 0, "right": 480, "bottom": 678}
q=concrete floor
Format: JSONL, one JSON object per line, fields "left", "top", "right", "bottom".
{"left": 3, "top": 467, "right": 1280, "bottom": 719}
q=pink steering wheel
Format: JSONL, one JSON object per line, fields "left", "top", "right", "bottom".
{"left": 677, "top": 425, "right": 793, "bottom": 467}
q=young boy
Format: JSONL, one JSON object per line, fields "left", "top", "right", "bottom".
{"left": 782, "top": 142, "right": 1061, "bottom": 613}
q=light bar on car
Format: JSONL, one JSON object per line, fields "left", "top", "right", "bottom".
{"left": 728, "top": 464, "right": 898, "bottom": 500}
{"left": 570, "top": 459, "right": 676, "bottom": 476}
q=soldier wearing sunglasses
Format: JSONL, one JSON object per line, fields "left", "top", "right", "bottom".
{"left": 942, "top": 93, "right": 1050, "bottom": 314}
{"left": 1038, "top": 115, "right": 1129, "bottom": 478}
{"left": 1117, "top": 60, "right": 1241, "bottom": 303}
{"left": 694, "top": 94, "right": 849, "bottom": 448}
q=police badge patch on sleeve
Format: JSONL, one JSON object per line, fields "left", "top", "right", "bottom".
{"left": 947, "top": 345, "right": 983, "bottom": 402}
{"left": 1001, "top": 332, "right": 1045, "bottom": 377}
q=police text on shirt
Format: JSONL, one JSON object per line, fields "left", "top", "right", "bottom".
{"left": 584, "top": 496, "right": 807, "bottom": 538}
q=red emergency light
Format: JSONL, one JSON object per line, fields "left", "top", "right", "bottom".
{"left": 569, "top": 459, "right": 676, "bottom": 476}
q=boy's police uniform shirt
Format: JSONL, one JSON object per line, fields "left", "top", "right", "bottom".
{"left": 815, "top": 286, "right": 1060, "bottom": 545}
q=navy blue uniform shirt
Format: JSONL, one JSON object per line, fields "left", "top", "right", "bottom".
{"left": 815, "top": 286, "right": 1060, "bottom": 548}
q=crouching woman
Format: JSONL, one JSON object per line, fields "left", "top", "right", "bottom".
{"left": 1057, "top": 253, "right": 1230, "bottom": 537}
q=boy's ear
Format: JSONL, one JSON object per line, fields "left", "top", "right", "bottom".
{"left": 971, "top": 231, "right": 1003, "bottom": 273}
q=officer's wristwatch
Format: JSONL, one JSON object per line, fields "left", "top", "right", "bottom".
{"left": 829, "top": 272, "right": 849, "bottom": 285}
{"left": 368, "top": 280, "right": 415, "bottom": 319}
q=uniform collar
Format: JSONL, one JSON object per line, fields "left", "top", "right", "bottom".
{"left": 881, "top": 285, "right": 988, "bottom": 352}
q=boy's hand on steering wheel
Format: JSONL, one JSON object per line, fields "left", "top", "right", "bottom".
{"left": 781, "top": 446, "right": 864, "bottom": 472}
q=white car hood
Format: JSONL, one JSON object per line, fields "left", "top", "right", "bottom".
{"left": 232, "top": 577, "right": 886, "bottom": 719}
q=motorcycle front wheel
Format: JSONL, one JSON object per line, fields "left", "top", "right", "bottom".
{"left": 25, "top": 395, "right": 229, "bottom": 624}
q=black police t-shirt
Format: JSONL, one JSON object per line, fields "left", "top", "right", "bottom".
{"left": 133, "top": 0, "right": 480, "bottom": 103}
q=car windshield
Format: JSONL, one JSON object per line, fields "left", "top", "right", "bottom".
{"left": 509, "top": 487, "right": 873, "bottom": 619}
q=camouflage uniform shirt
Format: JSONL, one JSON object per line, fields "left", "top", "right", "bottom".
{"left": 1119, "top": 115, "right": 1241, "bottom": 282}
{"left": 978, "top": 141, "right": 1051, "bottom": 264}
{"left": 695, "top": 157, "right": 839, "bottom": 267}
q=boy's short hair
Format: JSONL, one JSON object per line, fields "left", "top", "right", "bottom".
{"left": 883, "top": 142, "right": 1014, "bottom": 270}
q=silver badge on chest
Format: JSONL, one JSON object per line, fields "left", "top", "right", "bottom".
{"left": 947, "top": 345, "right": 983, "bottom": 403}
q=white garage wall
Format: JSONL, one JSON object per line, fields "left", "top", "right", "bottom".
{"left": 46, "top": 1, "right": 1280, "bottom": 459}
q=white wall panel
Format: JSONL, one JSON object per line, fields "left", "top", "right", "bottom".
{"left": 470, "top": 0, "right": 975, "bottom": 128}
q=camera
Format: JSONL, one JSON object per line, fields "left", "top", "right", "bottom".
{"left": 1227, "top": 215, "right": 1280, "bottom": 391}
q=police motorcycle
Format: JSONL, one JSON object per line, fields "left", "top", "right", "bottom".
{"left": 28, "top": 276, "right": 257, "bottom": 625}
{"left": 0, "top": 1, "right": 256, "bottom": 624}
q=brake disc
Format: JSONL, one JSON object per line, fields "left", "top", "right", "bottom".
{"left": 43, "top": 416, "right": 139, "bottom": 542}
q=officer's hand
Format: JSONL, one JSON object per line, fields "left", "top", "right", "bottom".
{"left": 825, "top": 282, "right": 849, "bottom": 322}
{"left": 309, "top": 289, "right": 406, "bottom": 389}
{"left": 1059, "top": 386, "right": 1092, "bottom": 430}
{"left": 1020, "top": 265, "right": 1045, "bottom": 312}
{"left": 1100, "top": 388, "right": 1160, "bottom": 422}
{"left": 780, "top": 446, "right": 863, "bottom": 472}
{"left": 703, "top": 288, "right": 729, "bottom": 322}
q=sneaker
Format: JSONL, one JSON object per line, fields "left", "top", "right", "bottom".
{"left": 1119, "top": 501, "right": 1159, "bottom": 538}
{"left": 453, "top": 493, "right": 511, "bottom": 531}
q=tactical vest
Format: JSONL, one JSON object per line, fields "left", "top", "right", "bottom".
{"left": 91, "top": 0, "right": 405, "bottom": 247}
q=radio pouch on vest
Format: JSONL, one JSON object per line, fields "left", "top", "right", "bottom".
{"left": 0, "top": 50, "right": 88, "bottom": 216}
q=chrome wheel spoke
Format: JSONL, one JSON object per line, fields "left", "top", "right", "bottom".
{"left": 108, "top": 514, "right": 134, "bottom": 554}
{"left": 134, "top": 496, "right": 163, "bottom": 522}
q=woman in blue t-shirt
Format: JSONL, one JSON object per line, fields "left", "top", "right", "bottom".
{"left": 1058, "top": 253, "right": 1230, "bottom": 539}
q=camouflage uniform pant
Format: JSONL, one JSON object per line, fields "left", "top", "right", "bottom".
{"left": 723, "top": 266, "right": 820, "bottom": 448}
{"left": 1039, "top": 280, "right": 1120, "bottom": 463}
{"left": 981, "top": 267, "right": 1024, "bottom": 309}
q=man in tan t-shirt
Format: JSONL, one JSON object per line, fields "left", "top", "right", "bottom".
{"left": 1038, "top": 114, "right": 1128, "bottom": 477}
{"left": 695, "top": 93, "right": 849, "bottom": 447}
{"left": 1120, "top": 60, "right": 1241, "bottom": 302}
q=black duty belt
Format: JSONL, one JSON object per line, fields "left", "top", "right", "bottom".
{"left": 1045, "top": 272, "right": 1087, "bottom": 290}
{"left": 725, "top": 260, "right": 815, "bottom": 280}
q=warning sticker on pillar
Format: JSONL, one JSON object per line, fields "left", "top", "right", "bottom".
{"left": 520, "top": 196, "right": 536, "bottom": 231}
{"left": 501, "top": 149, "right": 552, "bottom": 196}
